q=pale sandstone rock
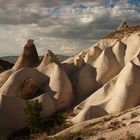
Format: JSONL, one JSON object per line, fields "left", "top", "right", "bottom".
{"left": 72, "top": 52, "right": 140, "bottom": 123}
{"left": 0, "top": 93, "right": 56, "bottom": 136}
{"left": 122, "top": 33, "right": 140, "bottom": 63}
{"left": 84, "top": 46, "right": 102, "bottom": 64}
{"left": 92, "top": 46, "right": 121, "bottom": 85}
{"left": 1, "top": 25, "right": 140, "bottom": 137}
{"left": 0, "top": 39, "right": 39, "bottom": 88}
{"left": 117, "top": 18, "right": 128, "bottom": 30}
{"left": 37, "top": 50, "right": 73, "bottom": 110}
{"left": 112, "top": 41, "right": 127, "bottom": 68}
{"left": 0, "top": 68, "right": 49, "bottom": 99}
{"left": 61, "top": 54, "right": 85, "bottom": 77}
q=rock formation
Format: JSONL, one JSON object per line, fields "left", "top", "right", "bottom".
{"left": 61, "top": 54, "right": 85, "bottom": 77}
{"left": 12, "top": 39, "right": 39, "bottom": 70}
{"left": 0, "top": 23, "right": 140, "bottom": 138}
{"left": 0, "top": 68, "right": 49, "bottom": 99}
{"left": 0, "top": 50, "right": 73, "bottom": 135}
{"left": 84, "top": 45, "right": 102, "bottom": 64}
{"left": 117, "top": 18, "right": 128, "bottom": 30}
{"left": 0, "top": 39, "right": 39, "bottom": 88}
{"left": 37, "top": 50, "right": 73, "bottom": 110}
{"left": 0, "top": 93, "right": 56, "bottom": 136}
{"left": 70, "top": 63, "right": 99, "bottom": 105}
{"left": 71, "top": 28, "right": 140, "bottom": 124}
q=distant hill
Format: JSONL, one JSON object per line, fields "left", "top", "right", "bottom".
{"left": 0, "top": 59, "right": 14, "bottom": 70}
{"left": 0, "top": 54, "right": 69, "bottom": 64}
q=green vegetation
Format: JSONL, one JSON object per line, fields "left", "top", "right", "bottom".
{"left": 9, "top": 102, "right": 71, "bottom": 139}
{"left": 40, "top": 110, "right": 71, "bottom": 135}
{"left": 24, "top": 100, "right": 42, "bottom": 133}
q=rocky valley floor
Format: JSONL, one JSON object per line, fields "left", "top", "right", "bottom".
{"left": 43, "top": 105, "right": 140, "bottom": 140}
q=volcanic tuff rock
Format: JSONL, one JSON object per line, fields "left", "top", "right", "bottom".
{"left": 0, "top": 23, "right": 140, "bottom": 139}
{"left": 0, "top": 39, "right": 39, "bottom": 88}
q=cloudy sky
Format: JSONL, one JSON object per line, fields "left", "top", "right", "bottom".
{"left": 0, "top": 0, "right": 139, "bottom": 56}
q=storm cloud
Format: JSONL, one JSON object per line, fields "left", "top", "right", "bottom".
{"left": 0, "top": 0, "right": 140, "bottom": 56}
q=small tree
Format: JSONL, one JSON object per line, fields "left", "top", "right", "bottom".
{"left": 24, "top": 100, "right": 42, "bottom": 133}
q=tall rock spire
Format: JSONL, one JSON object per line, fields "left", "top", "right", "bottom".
{"left": 12, "top": 39, "right": 39, "bottom": 70}
{"left": 117, "top": 18, "right": 128, "bottom": 30}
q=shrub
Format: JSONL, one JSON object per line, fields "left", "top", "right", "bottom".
{"left": 24, "top": 100, "right": 42, "bottom": 133}
{"left": 9, "top": 104, "right": 71, "bottom": 139}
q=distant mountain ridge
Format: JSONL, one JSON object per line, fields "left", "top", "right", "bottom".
{"left": 0, "top": 59, "right": 13, "bottom": 70}
{"left": 0, "top": 54, "right": 69, "bottom": 64}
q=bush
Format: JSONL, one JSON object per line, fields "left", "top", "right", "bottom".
{"left": 9, "top": 103, "right": 71, "bottom": 139}
{"left": 41, "top": 110, "right": 70, "bottom": 135}
{"left": 24, "top": 100, "right": 42, "bottom": 133}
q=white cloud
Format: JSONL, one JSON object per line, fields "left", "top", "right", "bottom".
{"left": 60, "top": 46, "right": 77, "bottom": 54}
{"left": 0, "top": 0, "right": 140, "bottom": 56}
{"left": 80, "top": 14, "right": 93, "bottom": 24}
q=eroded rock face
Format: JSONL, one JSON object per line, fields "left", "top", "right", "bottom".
{"left": 68, "top": 25, "right": 140, "bottom": 124}
{"left": 1, "top": 24, "right": 140, "bottom": 136}
{"left": 0, "top": 68, "right": 49, "bottom": 99}
{"left": 0, "top": 49, "right": 73, "bottom": 136}
{"left": 0, "top": 93, "right": 56, "bottom": 136}
{"left": 84, "top": 46, "right": 102, "bottom": 64}
{"left": 117, "top": 18, "right": 128, "bottom": 30}
{"left": 71, "top": 64, "right": 100, "bottom": 105}
{"left": 92, "top": 46, "right": 121, "bottom": 84}
{"left": 37, "top": 50, "right": 60, "bottom": 70}
{"left": 61, "top": 54, "right": 85, "bottom": 77}
{"left": 0, "top": 39, "right": 39, "bottom": 88}
{"left": 37, "top": 50, "right": 73, "bottom": 110}
{"left": 72, "top": 52, "right": 140, "bottom": 124}
{"left": 12, "top": 39, "right": 39, "bottom": 70}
